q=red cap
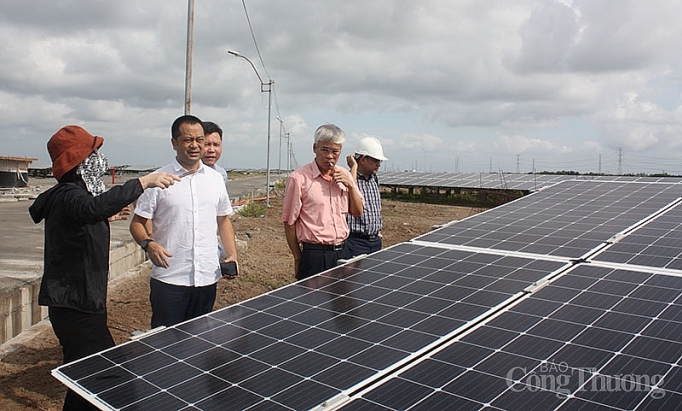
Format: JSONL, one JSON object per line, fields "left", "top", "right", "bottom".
{"left": 47, "top": 125, "right": 104, "bottom": 181}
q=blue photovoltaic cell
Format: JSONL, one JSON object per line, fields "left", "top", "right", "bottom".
{"left": 340, "top": 264, "right": 682, "bottom": 410}
{"left": 53, "top": 243, "right": 566, "bottom": 410}
{"left": 417, "top": 180, "right": 682, "bottom": 258}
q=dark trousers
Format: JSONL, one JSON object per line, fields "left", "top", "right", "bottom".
{"left": 49, "top": 306, "right": 115, "bottom": 411}
{"left": 346, "top": 235, "right": 382, "bottom": 257}
{"left": 297, "top": 243, "right": 351, "bottom": 280}
{"left": 149, "top": 278, "right": 217, "bottom": 328}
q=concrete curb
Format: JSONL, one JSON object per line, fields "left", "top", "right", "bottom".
{"left": 0, "top": 240, "right": 147, "bottom": 346}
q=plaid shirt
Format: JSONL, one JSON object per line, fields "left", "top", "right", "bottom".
{"left": 347, "top": 172, "right": 382, "bottom": 235}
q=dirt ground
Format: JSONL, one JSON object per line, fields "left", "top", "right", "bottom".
{"left": 0, "top": 196, "right": 480, "bottom": 411}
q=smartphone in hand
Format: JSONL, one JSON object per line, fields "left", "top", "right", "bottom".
{"left": 220, "top": 261, "right": 238, "bottom": 278}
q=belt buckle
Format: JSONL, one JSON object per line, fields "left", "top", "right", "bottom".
{"left": 367, "top": 235, "right": 377, "bottom": 241}
{"left": 333, "top": 242, "right": 344, "bottom": 251}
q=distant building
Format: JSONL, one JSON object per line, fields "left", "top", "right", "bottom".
{"left": 0, "top": 156, "right": 38, "bottom": 187}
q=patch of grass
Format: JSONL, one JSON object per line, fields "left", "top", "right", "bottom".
{"left": 228, "top": 170, "right": 266, "bottom": 180}
{"left": 237, "top": 200, "right": 268, "bottom": 217}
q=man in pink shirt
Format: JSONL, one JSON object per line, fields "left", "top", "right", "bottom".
{"left": 282, "top": 124, "right": 364, "bottom": 280}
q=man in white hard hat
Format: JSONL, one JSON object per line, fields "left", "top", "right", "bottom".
{"left": 346, "top": 136, "right": 388, "bottom": 257}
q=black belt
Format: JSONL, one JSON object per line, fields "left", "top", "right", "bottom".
{"left": 349, "top": 233, "right": 379, "bottom": 241}
{"left": 302, "top": 241, "right": 345, "bottom": 251}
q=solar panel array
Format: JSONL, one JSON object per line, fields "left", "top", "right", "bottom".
{"left": 416, "top": 180, "right": 682, "bottom": 258}
{"left": 379, "top": 171, "right": 568, "bottom": 191}
{"left": 52, "top": 179, "right": 682, "bottom": 410}
{"left": 341, "top": 264, "right": 682, "bottom": 410}
{"left": 54, "top": 244, "right": 568, "bottom": 410}
{"left": 379, "top": 171, "right": 682, "bottom": 192}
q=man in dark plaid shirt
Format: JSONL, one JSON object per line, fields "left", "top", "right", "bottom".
{"left": 346, "top": 137, "right": 388, "bottom": 257}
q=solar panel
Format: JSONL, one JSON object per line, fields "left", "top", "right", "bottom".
{"left": 339, "top": 263, "right": 682, "bottom": 410}
{"left": 52, "top": 243, "right": 568, "bottom": 410}
{"left": 594, "top": 201, "right": 682, "bottom": 270}
{"left": 417, "top": 180, "right": 682, "bottom": 258}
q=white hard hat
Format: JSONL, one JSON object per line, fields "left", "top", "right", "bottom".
{"left": 355, "top": 137, "right": 388, "bottom": 161}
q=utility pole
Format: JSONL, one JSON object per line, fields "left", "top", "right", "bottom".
{"left": 285, "top": 132, "right": 291, "bottom": 174}
{"left": 276, "top": 116, "right": 284, "bottom": 174}
{"left": 184, "top": 0, "right": 194, "bottom": 114}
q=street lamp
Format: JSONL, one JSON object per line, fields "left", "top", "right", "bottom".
{"left": 228, "top": 50, "right": 273, "bottom": 206}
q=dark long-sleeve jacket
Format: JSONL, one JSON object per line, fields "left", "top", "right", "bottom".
{"left": 28, "top": 179, "right": 144, "bottom": 313}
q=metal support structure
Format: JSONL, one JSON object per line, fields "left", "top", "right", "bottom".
{"left": 276, "top": 116, "right": 286, "bottom": 175}
{"left": 228, "top": 50, "right": 274, "bottom": 206}
{"left": 286, "top": 132, "right": 291, "bottom": 175}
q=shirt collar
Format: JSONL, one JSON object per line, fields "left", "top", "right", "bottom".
{"left": 356, "top": 171, "right": 376, "bottom": 181}
{"left": 172, "top": 158, "right": 205, "bottom": 175}
{"left": 310, "top": 161, "right": 323, "bottom": 178}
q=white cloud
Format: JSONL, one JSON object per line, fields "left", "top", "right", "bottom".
{"left": 597, "top": 92, "right": 682, "bottom": 151}
{"left": 494, "top": 134, "right": 573, "bottom": 155}
{"left": 1, "top": 0, "right": 682, "bottom": 174}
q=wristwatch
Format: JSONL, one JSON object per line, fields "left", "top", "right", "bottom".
{"left": 140, "top": 239, "right": 154, "bottom": 252}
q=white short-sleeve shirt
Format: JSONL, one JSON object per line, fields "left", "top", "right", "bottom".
{"left": 134, "top": 159, "right": 233, "bottom": 286}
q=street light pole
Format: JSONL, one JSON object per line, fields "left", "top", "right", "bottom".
{"left": 228, "top": 50, "right": 273, "bottom": 206}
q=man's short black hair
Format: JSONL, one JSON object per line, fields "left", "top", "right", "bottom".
{"left": 171, "top": 115, "right": 203, "bottom": 139}
{"left": 202, "top": 121, "right": 223, "bottom": 139}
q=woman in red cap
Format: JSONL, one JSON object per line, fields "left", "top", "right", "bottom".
{"left": 28, "top": 125, "right": 180, "bottom": 411}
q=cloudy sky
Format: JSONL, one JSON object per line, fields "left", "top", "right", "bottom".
{"left": 2, "top": 0, "right": 681, "bottom": 175}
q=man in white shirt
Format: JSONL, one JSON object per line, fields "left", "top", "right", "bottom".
{"left": 130, "top": 115, "right": 238, "bottom": 328}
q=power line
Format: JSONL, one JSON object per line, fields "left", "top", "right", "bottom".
{"left": 240, "top": 0, "right": 286, "bottom": 168}
{"left": 241, "top": 0, "right": 272, "bottom": 81}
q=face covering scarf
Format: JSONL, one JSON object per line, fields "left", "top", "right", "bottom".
{"left": 77, "top": 151, "right": 109, "bottom": 196}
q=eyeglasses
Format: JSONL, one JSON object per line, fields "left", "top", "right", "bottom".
{"left": 319, "top": 147, "right": 341, "bottom": 155}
